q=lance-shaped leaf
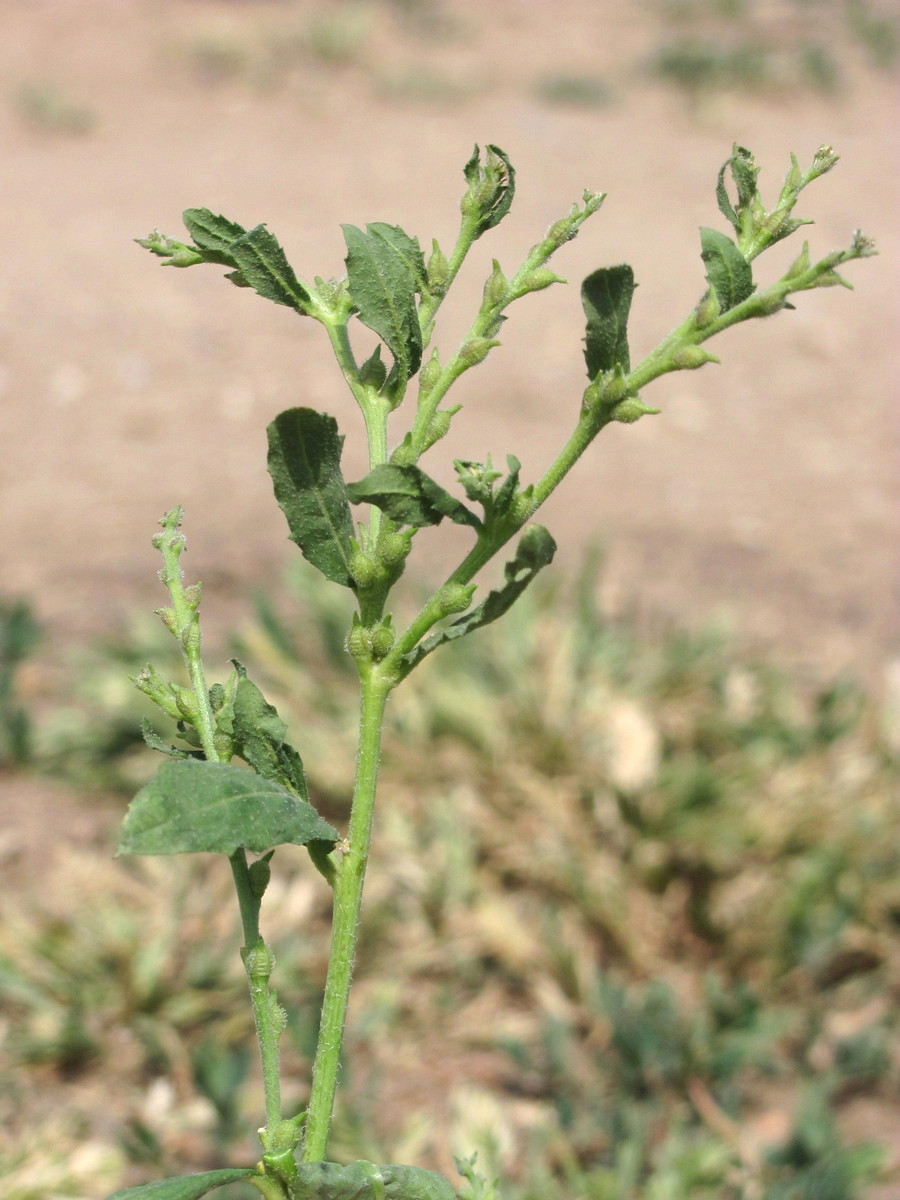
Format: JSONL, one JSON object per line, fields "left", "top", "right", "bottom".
{"left": 228, "top": 225, "right": 312, "bottom": 314}
{"left": 117, "top": 758, "right": 338, "bottom": 857}
{"left": 343, "top": 223, "right": 423, "bottom": 381}
{"left": 182, "top": 208, "right": 247, "bottom": 259}
{"left": 463, "top": 144, "right": 516, "bottom": 236}
{"left": 715, "top": 144, "right": 760, "bottom": 234}
{"left": 699, "top": 227, "right": 755, "bottom": 312}
{"left": 267, "top": 408, "right": 356, "bottom": 588}
{"left": 581, "top": 265, "right": 636, "bottom": 379}
{"left": 402, "top": 525, "right": 557, "bottom": 673}
{"left": 367, "top": 222, "right": 428, "bottom": 294}
{"left": 104, "top": 1169, "right": 260, "bottom": 1200}
{"left": 492, "top": 454, "right": 525, "bottom": 519}
{"left": 231, "top": 668, "right": 310, "bottom": 800}
{"left": 347, "top": 464, "right": 481, "bottom": 530}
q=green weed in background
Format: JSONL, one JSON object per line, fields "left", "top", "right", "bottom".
{"left": 648, "top": 0, "right": 899, "bottom": 100}
{"left": 0, "top": 598, "right": 40, "bottom": 766}
{"left": 162, "top": 1, "right": 899, "bottom": 112}
{"left": 11, "top": 81, "right": 97, "bottom": 134}
{"left": 3, "top": 559, "right": 899, "bottom": 1197}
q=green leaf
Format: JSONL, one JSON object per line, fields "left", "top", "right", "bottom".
{"left": 117, "top": 758, "right": 338, "bottom": 857}
{"left": 699, "top": 227, "right": 755, "bottom": 312}
{"left": 182, "top": 208, "right": 246, "bottom": 257}
{"left": 715, "top": 145, "right": 759, "bottom": 234}
{"left": 347, "top": 464, "right": 481, "bottom": 530}
{"left": 581, "top": 265, "right": 636, "bottom": 379}
{"left": 367, "top": 222, "right": 428, "bottom": 294}
{"left": 343, "top": 223, "right": 423, "bottom": 381}
{"left": 381, "top": 1164, "right": 457, "bottom": 1200}
{"left": 267, "top": 408, "right": 356, "bottom": 588}
{"left": 104, "top": 1168, "right": 259, "bottom": 1200}
{"left": 228, "top": 225, "right": 312, "bottom": 314}
{"left": 295, "top": 1161, "right": 457, "bottom": 1200}
{"left": 492, "top": 454, "right": 523, "bottom": 518}
{"left": 231, "top": 669, "right": 310, "bottom": 800}
{"left": 402, "top": 525, "right": 557, "bottom": 671}
{"left": 463, "top": 144, "right": 516, "bottom": 236}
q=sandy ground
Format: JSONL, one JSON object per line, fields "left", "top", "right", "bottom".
{"left": 1, "top": 0, "right": 898, "bottom": 684}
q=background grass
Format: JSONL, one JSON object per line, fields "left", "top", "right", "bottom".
{"left": 1, "top": 554, "right": 898, "bottom": 1198}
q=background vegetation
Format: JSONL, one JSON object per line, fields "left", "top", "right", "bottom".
{"left": 2, "top": 556, "right": 898, "bottom": 1198}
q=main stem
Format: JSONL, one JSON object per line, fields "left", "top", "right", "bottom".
{"left": 302, "top": 668, "right": 392, "bottom": 1161}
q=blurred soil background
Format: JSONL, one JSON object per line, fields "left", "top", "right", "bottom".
{"left": 1, "top": 1, "right": 899, "bottom": 1198}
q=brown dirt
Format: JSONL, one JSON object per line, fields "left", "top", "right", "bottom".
{"left": 1, "top": 0, "right": 897, "bottom": 685}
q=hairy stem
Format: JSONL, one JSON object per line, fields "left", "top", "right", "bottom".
{"left": 302, "top": 669, "right": 392, "bottom": 1161}
{"left": 230, "top": 850, "right": 260, "bottom": 948}
{"left": 324, "top": 317, "right": 391, "bottom": 542}
{"left": 246, "top": 941, "right": 284, "bottom": 1134}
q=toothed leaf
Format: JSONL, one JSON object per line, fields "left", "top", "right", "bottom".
{"left": 347, "top": 464, "right": 481, "bottom": 530}
{"left": 267, "top": 408, "right": 356, "bottom": 588}
{"left": 581, "top": 265, "right": 635, "bottom": 379}
{"left": 117, "top": 759, "right": 338, "bottom": 857}
{"left": 700, "top": 227, "right": 755, "bottom": 312}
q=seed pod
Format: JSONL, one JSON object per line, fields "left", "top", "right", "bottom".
{"left": 346, "top": 616, "right": 372, "bottom": 662}
{"left": 380, "top": 530, "right": 414, "bottom": 569}
{"left": 155, "top": 605, "right": 178, "bottom": 635}
{"left": 183, "top": 582, "right": 202, "bottom": 610}
{"left": 418, "top": 350, "right": 442, "bottom": 397}
{"left": 482, "top": 259, "right": 508, "bottom": 310}
{"left": 370, "top": 622, "right": 395, "bottom": 661}
{"left": 350, "top": 551, "right": 379, "bottom": 590}
{"left": 458, "top": 336, "right": 499, "bottom": 369}
{"left": 694, "top": 291, "right": 721, "bottom": 329}
{"left": 672, "top": 345, "right": 719, "bottom": 371}
{"left": 438, "top": 583, "right": 476, "bottom": 617}
{"left": 611, "top": 398, "right": 660, "bottom": 425}
{"left": 426, "top": 240, "right": 449, "bottom": 295}
{"left": 423, "top": 407, "right": 456, "bottom": 448}
{"left": 513, "top": 267, "right": 565, "bottom": 297}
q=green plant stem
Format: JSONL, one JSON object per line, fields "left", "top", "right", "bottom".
{"left": 417, "top": 211, "right": 481, "bottom": 346}
{"left": 392, "top": 230, "right": 876, "bottom": 670}
{"left": 231, "top": 850, "right": 261, "bottom": 947}
{"left": 248, "top": 1177, "right": 289, "bottom": 1200}
{"left": 157, "top": 513, "right": 285, "bottom": 1146}
{"left": 248, "top": 951, "right": 284, "bottom": 1134}
{"left": 324, "top": 318, "right": 391, "bottom": 542}
{"left": 302, "top": 667, "right": 392, "bottom": 1162}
